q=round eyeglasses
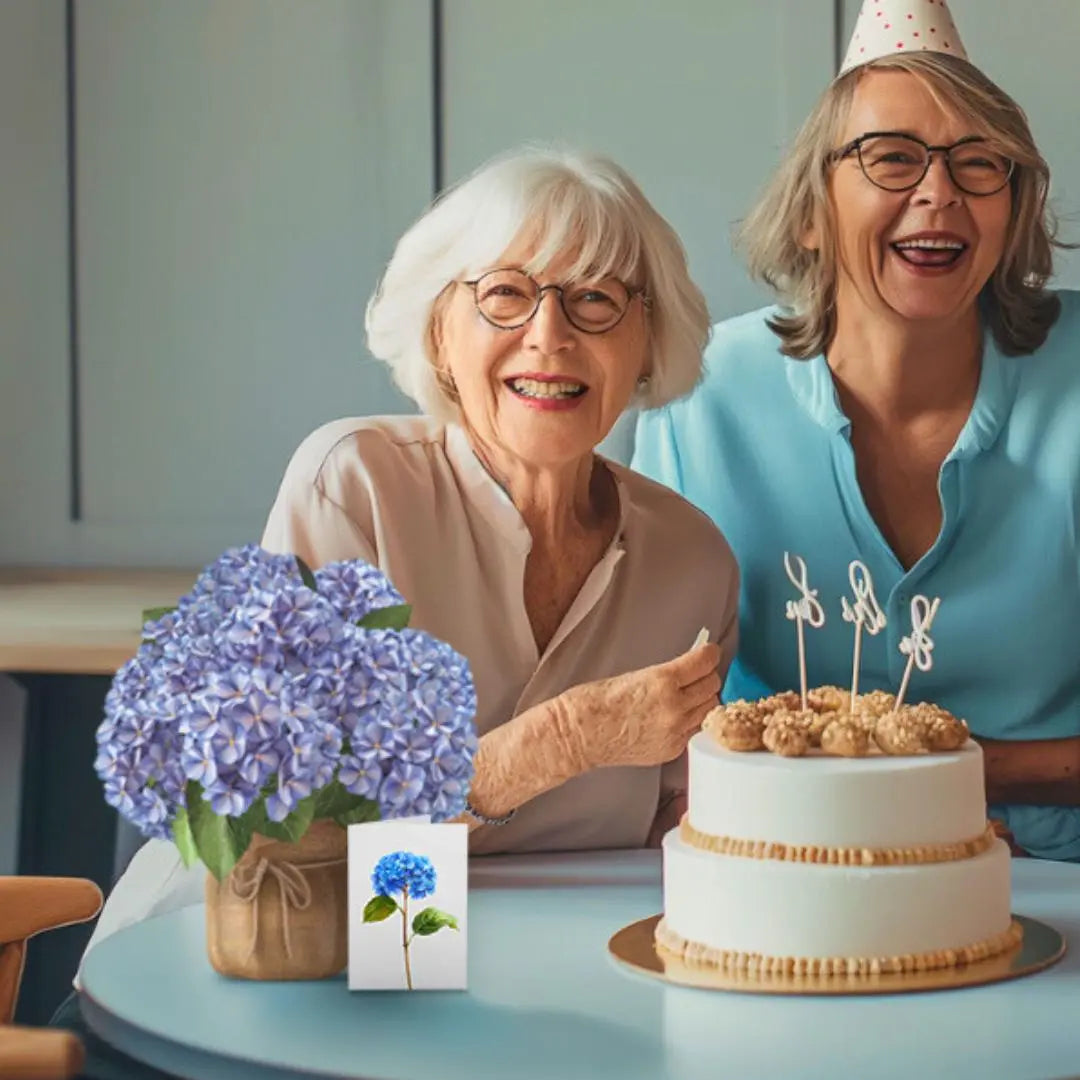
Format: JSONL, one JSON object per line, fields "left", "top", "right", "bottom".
{"left": 461, "top": 268, "right": 648, "bottom": 334}
{"left": 831, "top": 132, "right": 1015, "bottom": 196}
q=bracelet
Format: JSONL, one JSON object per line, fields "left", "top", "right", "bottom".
{"left": 464, "top": 800, "right": 517, "bottom": 827}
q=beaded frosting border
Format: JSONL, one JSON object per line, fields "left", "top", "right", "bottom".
{"left": 679, "top": 815, "right": 997, "bottom": 867}
{"left": 654, "top": 916, "right": 1024, "bottom": 977}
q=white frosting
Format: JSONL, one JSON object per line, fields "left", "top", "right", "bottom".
{"left": 661, "top": 829, "right": 1013, "bottom": 959}
{"left": 686, "top": 732, "right": 987, "bottom": 849}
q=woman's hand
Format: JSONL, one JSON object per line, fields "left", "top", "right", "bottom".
{"left": 990, "top": 817, "right": 1028, "bottom": 857}
{"left": 550, "top": 642, "right": 722, "bottom": 772}
{"left": 458, "top": 642, "right": 721, "bottom": 829}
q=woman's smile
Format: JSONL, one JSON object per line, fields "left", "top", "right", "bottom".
{"left": 503, "top": 373, "right": 590, "bottom": 411}
{"left": 888, "top": 230, "right": 971, "bottom": 275}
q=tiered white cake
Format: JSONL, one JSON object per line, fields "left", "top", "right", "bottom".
{"left": 656, "top": 701, "right": 1020, "bottom": 977}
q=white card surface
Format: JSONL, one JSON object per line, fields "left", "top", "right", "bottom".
{"left": 347, "top": 821, "right": 468, "bottom": 990}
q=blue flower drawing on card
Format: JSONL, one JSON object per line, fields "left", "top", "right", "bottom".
{"left": 362, "top": 851, "right": 458, "bottom": 989}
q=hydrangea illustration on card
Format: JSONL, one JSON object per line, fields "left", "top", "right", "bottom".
{"left": 362, "top": 851, "right": 459, "bottom": 990}
{"left": 94, "top": 544, "right": 477, "bottom": 980}
{"left": 348, "top": 822, "right": 468, "bottom": 991}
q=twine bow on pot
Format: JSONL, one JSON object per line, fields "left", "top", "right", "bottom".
{"left": 227, "top": 854, "right": 347, "bottom": 964}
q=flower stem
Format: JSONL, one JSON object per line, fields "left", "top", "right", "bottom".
{"left": 401, "top": 885, "right": 413, "bottom": 990}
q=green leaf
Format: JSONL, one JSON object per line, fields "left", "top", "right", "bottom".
{"left": 140, "top": 605, "right": 179, "bottom": 644}
{"left": 312, "top": 780, "right": 354, "bottom": 821}
{"left": 363, "top": 894, "right": 399, "bottom": 923}
{"left": 187, "top": 781, "right": 249, "bottom": 881}
{"left": 313, "top": 782, "right": 379, "bottom": 827}
{"left": 357, "top": 603, "right": 412, "bottom": 631}
{"left": 142, "top": 605, "right": 177, "bottom": 625}
{"left": 411, "top": 907, "right": 459, "bottom": 936}
{"left": 254, "top": 794, "right": 315, "bottom": 844}
{"left": 333, "top": 798, "right": 380, "bottom": 828}
{"left": 227, "top": 813, "right": 254, "bottom": 864}
{"left": 171, "top": 806, "right": 198, "bottom": 869}
{"left": 236, "top": 797, "right": 272, "bottom": 843}
{"left": 295, "top": 555, "right": 318, "bottom": 591}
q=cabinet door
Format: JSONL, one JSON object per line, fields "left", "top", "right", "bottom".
{"left": 842, "top": 0, "right": 1080, "bottom": 288}
{"left": 441, "top": 0, "right": 835, "bottom": 324}
{"left": 0, "top": 1, "right": 69, "bottom": 561}
{"left": 2, "top": 0, "right": 433, "bottom": 566}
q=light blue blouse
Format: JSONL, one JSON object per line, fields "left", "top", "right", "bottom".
{"left": 633, "top": 291, "right": 1080, "bottom": 860}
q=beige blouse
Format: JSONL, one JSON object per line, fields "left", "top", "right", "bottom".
{"left": 260, "top": 415, "right": 739, "bottom": 854}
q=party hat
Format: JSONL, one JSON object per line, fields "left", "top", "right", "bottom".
{"left": 840, "top": 0, "right": 968, "bottom": 76}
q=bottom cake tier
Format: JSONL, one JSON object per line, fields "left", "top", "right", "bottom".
{"left": 658, "top": 828, "right": 1020, "bottom": 975}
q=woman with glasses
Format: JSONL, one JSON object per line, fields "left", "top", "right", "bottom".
{"left": 634, "top": 21, "right": 1080, "bottom": 860}
{"left": 258, "top": 146, "right": 737, "bottom": 853}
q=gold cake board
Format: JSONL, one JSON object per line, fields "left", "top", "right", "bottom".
{"left": 608, "top": 914, "right": 1065, "bottom": 995}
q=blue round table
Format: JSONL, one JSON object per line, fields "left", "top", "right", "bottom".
{"left": 80, "top": 850, "right": 1080, "bottom": 1080}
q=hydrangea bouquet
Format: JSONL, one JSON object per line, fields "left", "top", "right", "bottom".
{"left": 95, "top": 545, "right": 478, "bottom": 881}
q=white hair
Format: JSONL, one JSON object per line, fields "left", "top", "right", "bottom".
{"left": 365, "top": 145, "right": 710, "bottom": 422}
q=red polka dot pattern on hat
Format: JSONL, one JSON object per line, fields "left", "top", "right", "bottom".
{"left": 843, "top": 0, "right": 968, "bottom": 71}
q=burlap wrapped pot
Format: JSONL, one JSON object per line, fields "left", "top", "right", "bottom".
{"left": 206, "top": 818, "right": 348, "bottom": 980}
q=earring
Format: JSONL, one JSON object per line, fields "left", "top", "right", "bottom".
{"left": 636, "top": 374, "right": 651, "bottom": 391}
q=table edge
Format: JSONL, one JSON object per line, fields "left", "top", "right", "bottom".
{"left": 80, "top": 987, "right": 384, "bottom": 1080}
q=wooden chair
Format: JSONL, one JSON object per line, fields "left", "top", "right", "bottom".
{"left": 0, "top": 877, "right": 103, "bottom": 1080}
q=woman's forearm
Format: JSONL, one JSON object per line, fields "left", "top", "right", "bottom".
{"left": 450, "top": 696, "right": 586, "bottom": 830}
{"left": 978, "top": 735, "right": 1080, "bottom": 806}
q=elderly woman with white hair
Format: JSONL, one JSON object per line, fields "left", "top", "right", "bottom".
{"left": 67, "top": 151, "right": 735, "bottom": 1055}
{"left": 256, "top": 146, "right": 738, "bottom": 853}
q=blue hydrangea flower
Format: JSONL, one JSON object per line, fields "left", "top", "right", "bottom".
{"left": 379, "top": 761, "right": 426, "bottom": 813}
{"left": 315, "top": 561, "right": 405, "bottom": 625}
{"left": 337, "top": 629, "right": 477, "bottom": 820}
{"left": 337, "top": 753, "right": 382, "bottom": 799}
{"left": 371, "top": 850, "right": 437, "bottom": 900}
{"left": 95, "top": 546, "right": 477, "bottom": 842}
{"left": 203, "top": 768, "right": 259, "bottom": 817}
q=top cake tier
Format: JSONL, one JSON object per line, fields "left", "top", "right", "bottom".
{"left": 687, "top": 732, "right": 988, "bottom": 851}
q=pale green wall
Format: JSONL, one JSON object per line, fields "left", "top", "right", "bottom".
{"left": 0, "top": 0, "right": 432, "bottom": 567}
{"left": 443, "top": 1, "right": 833, "bottom": 324}
{"left": 1, "top": 1, "right": 1077, "bottom": 569}
{"left": 0, "top": 1, "right": 70, "bottom": 560}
